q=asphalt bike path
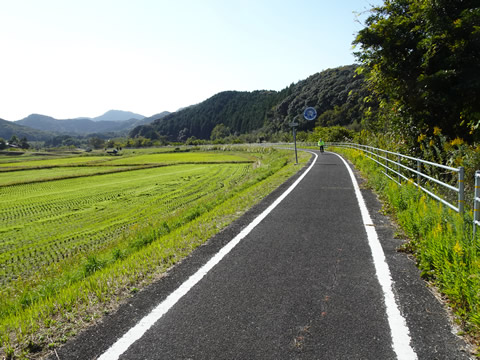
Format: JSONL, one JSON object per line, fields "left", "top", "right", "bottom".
{"left": 52, "top": 150, "right": 471, "bottom": 359}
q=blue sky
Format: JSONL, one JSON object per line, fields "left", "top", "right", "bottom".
{"left": 0, "top": 0, "right": 381, "bottom": 120}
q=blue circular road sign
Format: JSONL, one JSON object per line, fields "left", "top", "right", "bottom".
{"left": 303, "top": 107, "right": 317, "bottom": 121}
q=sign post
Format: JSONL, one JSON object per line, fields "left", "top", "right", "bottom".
{"left": 290, "top": 121, "right": 299, "bottom": 164}
{"left": 290, "top": 107, "right": 317, "bottom": 164}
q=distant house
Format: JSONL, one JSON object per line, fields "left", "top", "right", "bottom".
{"left": 105, "top": 148, "right": 119, "bottom": 155}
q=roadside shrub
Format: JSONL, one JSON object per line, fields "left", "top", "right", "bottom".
{"left": 83, "top": 256, "right": 107, "bottom": 276}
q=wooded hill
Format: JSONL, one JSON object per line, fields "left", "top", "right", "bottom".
{"left": 0, "top": 118, "right": 53, "bottom": 141}
{"left": 131, "top": 65, "right": 371, "bottom": 141}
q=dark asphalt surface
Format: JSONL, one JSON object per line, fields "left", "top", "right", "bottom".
{"left": 51, "top": 150, "right": 472, "bottom": 360}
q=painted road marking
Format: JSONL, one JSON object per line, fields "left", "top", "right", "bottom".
{"left": 332, "top": 152, "right": 417, "bottom": 360}
{"left": 98, "top": 152, "right": 319, "bottom": 360}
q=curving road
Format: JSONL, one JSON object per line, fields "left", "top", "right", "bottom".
{"left": 51, "top": 150, "right": 472, "bottom": 360}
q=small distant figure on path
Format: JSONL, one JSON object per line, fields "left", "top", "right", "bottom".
{"left": 318, "top": 138, "right": 325, "bottom": 153}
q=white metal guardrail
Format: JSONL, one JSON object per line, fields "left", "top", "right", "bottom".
{"left": 474, "top": 171, "right": 480, "bottom": 236}
{"left": 329, "top": 143, "right": 465, "bottom": 214}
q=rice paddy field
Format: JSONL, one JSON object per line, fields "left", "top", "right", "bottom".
{"left": 0, "top": 146, "right": 309, "bottom": 359}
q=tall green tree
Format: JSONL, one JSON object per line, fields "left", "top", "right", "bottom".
{"left": 9, "top": 135, "right": 19, "bottom": 145}
{"left": 88, "top": 137, "right": 105, "bottom": 149}
{"left": 19, "top": 137, "right": 30, "bottom": 149}
{"left": 354, "top": 0, "right": 480, "bottom": 141}
{"left": 210, "top": 123, "right": 231, "bottom": 141}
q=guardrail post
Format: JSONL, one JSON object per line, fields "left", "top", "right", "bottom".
{"left": 417, "top": 160, "right": 421, "bottom": 188}
{"left": 458, "top": 166, "right": 464, "bottom": 214}
{"left": 474, "top": 171, "right": 480, "bottom": 237}
{"left": 385, "top": 150, "right": 388, "bottom": 175}
{"left": 397, "top": 155, "right": 401, "bottom": 183}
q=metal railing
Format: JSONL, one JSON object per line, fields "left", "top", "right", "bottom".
{"left": 474, "top": 171, "right": 480, "bottom": 236}
{"left": 329, "top": 143, "right": 465, "bottom": 214}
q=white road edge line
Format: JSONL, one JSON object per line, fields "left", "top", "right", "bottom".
{"left": 332, "top": 151, "right": 417, "bottom": 360}
{"left": 98, "top": 151, "right": 319, "bottom": 360}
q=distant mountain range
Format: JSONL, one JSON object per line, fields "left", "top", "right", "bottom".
{"left": 1, "top": 65, "right": 374, "bottom": 143}
{"left": 16, "top": 113, "right": 147, "bottom": 134}
{"left": 0, "top": 110, "right": 170, "bottom": 140}
{"left": 86, "top": 110, "right": 146, "bottom": 122}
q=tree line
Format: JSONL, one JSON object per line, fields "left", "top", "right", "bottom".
{"left": 0, "top": 135, "right": 30, "bottom": 150}
{"left": 353, "top": 0, "right": 480, "bottom": 147}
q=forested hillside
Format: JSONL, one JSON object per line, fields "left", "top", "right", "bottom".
{"left": 130, "top": 91, "right": 285, "bottom": 141}
{"left": 131, "top": 65, "right": 371, "bottom": 141}
{"left": 266, "top": 65, "right": 371, "bottom": 133}
{"left": 130, "top": 90, "right": 288, "bottom": 141}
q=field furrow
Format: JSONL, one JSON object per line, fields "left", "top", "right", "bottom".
{"left": 0, "top": 161, "right": 252, "bottom": 287}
